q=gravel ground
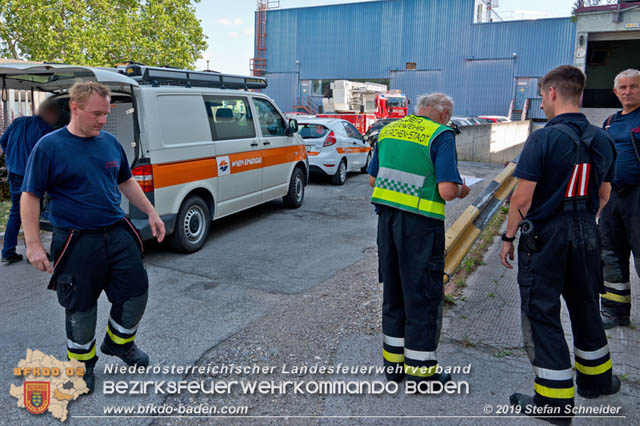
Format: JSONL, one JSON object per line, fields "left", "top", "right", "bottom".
{"left": 157, "top": 247, "right": 383, "bottom": 425}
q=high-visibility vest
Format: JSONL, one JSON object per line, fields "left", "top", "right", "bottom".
{"left": 371, "top": 115, "right": 451, "bottom": 221}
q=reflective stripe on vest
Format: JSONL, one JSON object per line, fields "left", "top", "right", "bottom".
{"left": 371, "top": 115, "right": 449, "bottom": 220}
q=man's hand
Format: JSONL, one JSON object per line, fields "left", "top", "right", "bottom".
{"left": 458, "top": 184, "right": 470, "bottom": 199}
{"left": 499, "top": 241, "right": 514, "bottom": 269}
{"left": 27, "top": 244, "right": 53, "bottom": 273}
{"left": 148, "top": 211, "right": 165, "bottom": 242}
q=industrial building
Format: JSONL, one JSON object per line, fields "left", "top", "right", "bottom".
{"left": 252, "top": 0, "right": 640, "bottom": 121}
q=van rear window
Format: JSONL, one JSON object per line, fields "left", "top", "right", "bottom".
{"left": 204, "top": 96, "right": 256, "bottom": 141}
{"left": 299, "top": 124, "right": 329, "bottom": 139}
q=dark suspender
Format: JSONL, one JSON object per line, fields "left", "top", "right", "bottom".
{"left": 551, "top": 124, "right": 598, "bottom": 212}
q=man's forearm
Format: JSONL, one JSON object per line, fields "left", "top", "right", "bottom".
{"left": 20, "top": 192, "right": 43, "bottom": 248}
{"left": 119, "top": 178, "right": 156, "bottom": 216}
{"left": 505, "top": 195, "right": 531, "bottom": 237}
{"left": 597, "top": 182, "right": 611, "bottom": 217}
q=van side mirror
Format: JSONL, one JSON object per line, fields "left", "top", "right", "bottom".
{"left": 286, "top": 118, "right": 299, "bottom": 135}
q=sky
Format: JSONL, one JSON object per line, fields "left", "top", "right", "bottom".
{"left": 194, "top": 0, "right": 576, "bottom": 75}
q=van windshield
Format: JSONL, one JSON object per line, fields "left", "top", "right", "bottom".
{"left": 299, "top": 124, "right": 329, "bottom": 139}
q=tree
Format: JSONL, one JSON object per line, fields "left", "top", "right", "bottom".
{"left": 0, "top": 0, "right": 207, "bottom": 69}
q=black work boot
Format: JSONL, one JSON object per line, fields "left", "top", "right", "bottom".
{"left": 578, "top": 374, "right": 621, "bottom": 399}
{"left": 1, "top": 253, "right": 23, "bottom": 264}
{"left": 430, "top": 372, "right": 452, "bottom": 384}
{"left": 405, "top": 373, "right": 453, "bottom": 394}
{"left": 601, "top": 312, "right": 630, "bottom": 329}
{"left": 101, "top": 341, "right": 149, "bottom": 367}
{"left": 83, "top": 367, "right": 96, "bottom": 394}
{"left": 510, "top": 393, "right": 572, "bottom": 425}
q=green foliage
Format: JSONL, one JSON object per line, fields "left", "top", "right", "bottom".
{"left": 493, "top": 349, "right": 513, "bottom": 358}
{"left": 0, "top": 0, "right": 207, "bottom": 69}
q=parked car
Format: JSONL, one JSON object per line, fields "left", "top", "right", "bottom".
{"left": 477, "top": 115, "right": 511, "bottom": 123}
{"left": 0, "top": 63, "right": 309, "bottom": 253}
{"left": 363, "top": 118, "right": 399, "bottom": 146}
{"left": 298, "top": 118, "right": 372, "bottom": 185}
{"left": 450, "top": 116, "right": 476, "bottom": 127}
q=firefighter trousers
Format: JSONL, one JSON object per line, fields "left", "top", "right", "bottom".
{"left": 599, "top": 185, "right": 640, "bottom": 319}
{"left": 517, "top": 211, "right": 612, "bottom": 411}
{"left": 377, "top": 206, "right": 445, "bottom": 381}
{"left": 50, "top": 220, "right": 149, "bottom": 368}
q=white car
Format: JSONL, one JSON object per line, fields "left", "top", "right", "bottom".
{"left": 298, "top": 118, "right": 372, "bottom": 185}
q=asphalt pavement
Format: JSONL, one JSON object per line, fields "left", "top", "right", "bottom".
{"left": 7, "top": 161, "right": 634, "bottom": 426}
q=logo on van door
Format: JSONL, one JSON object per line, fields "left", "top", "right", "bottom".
{"left": 217, "top": 156, "right": 231, "bottom": 176}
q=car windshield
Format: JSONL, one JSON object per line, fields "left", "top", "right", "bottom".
{"left": 299, "top": 123, "right": 329, "bottom": 139}
{"left": 386, "top": 97, "right": 406, "bottom": 107}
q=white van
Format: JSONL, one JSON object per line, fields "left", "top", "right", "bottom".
{"left": 0, "top": 63, "right": 309, "bottom": 253}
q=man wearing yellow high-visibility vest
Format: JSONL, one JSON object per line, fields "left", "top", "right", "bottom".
{"left": 368, "top": 93, "right": 469, "bottom": 385}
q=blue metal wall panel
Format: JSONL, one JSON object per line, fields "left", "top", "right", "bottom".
{"left": 263, "top": 72, "right": 298, "bottom": 113}
{"left": 390, "top": 70, "right": 441, "bottom": 111}
{"left": 469, "top": 18, "right": 576, "bottom": 77}
{"left": 528, "top": 98, "right": 546, "bottom": 120}
{"left": 463, "top": 59, "right": 515, "bottom": 116}
{"left": 262, "top": 0, "right": 576, "bottom": 117}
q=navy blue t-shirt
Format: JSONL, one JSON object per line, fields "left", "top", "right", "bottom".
{"left": 602, "top": 106, "right": 640, "bottom": 186}
{"left": 514, "top": 113, "right": 616, "bottom": 226}
{"left": 0, "top": 115, "right": 52, "bottom": 176}
{"left": 22, "top": 127, "right": 132, "bottom": 230}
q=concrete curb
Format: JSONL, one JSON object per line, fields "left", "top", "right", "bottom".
{"left": 444, "top": 162, "right": 517, "bottom": 282}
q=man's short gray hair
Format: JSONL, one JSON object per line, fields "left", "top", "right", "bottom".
{"left": 614, "top": 69, "right": 640, "bottom": 88}
{"left": 415, "top": 93, "right": 454, "bottom": 114}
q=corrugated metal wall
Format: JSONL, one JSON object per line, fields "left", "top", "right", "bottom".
{"left": 263, "top": 0, "right": 576, "bottom": 117}
{"left": 463, "top": 59, "right": 515, "bottom": 116}
{"left": 263, "top": 72, "right": 298, "bottom": 113}
{"left": 389, "top": 70, "right": 441, "bottom": 111}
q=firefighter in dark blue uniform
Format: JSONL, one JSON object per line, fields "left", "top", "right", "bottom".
{"left": 499, "top": 66, "right": 619, "bottom": 424}
{"left": 21, "top": 81, "right": 165, "bottom": 393}
{"left": 599, "top": 69, "right": 640, "bottom": 329}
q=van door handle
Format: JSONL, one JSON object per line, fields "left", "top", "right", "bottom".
{"left": 251, "top": 142, "right": 259, "bottom": 147}
{"left": 263, "top": 141, "right": 271, "bottom": 146}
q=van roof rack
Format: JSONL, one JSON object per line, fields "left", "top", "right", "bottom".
{"left": 119, "top": 64, "right": 267, "bottom": 90}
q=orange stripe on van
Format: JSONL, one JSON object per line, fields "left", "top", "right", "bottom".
{"left": 262, "top": 145, "right": 307, "bottom": 167}
{"left": 153, "top": 157, "right": 218, "bottom": 189}
{"left": 151, "top": 145, "right": 306, "bottom": 189}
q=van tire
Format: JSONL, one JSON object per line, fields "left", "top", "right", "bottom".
{"left": 332, "top": 159, "right": 347, "bottom": 185}
{"left": 283, "top": 167, "right": 305, "bottom": 208}
{"left": 168, "top": 196, "right": 210, "bottom": 253}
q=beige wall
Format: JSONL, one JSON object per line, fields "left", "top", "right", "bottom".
{"left": 457, "top": 121, "right": 531, "bottom": 163}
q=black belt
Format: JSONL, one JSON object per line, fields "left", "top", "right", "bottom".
{"left": 54, "top": 220, "right": 124, "bottom": 235}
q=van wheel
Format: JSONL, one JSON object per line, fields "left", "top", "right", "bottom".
{"left": 332, "top": 159, "right": 347, "bottom": 185}
{"left": 360, "top": 152, "right": 371, "bottom": 174}
{"left": 283, "top": 167, "right": 305, "bottom": 208}
{"left": 168, "top": 196, "right": 210, "bottom": 253}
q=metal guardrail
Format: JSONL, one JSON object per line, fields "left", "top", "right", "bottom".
{"left": 443, "top": 162, "right": 517, "bottom": 283}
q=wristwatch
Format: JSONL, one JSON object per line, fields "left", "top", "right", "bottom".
{"left": 501, "top": 232, "right": 516, "bottom": 242}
